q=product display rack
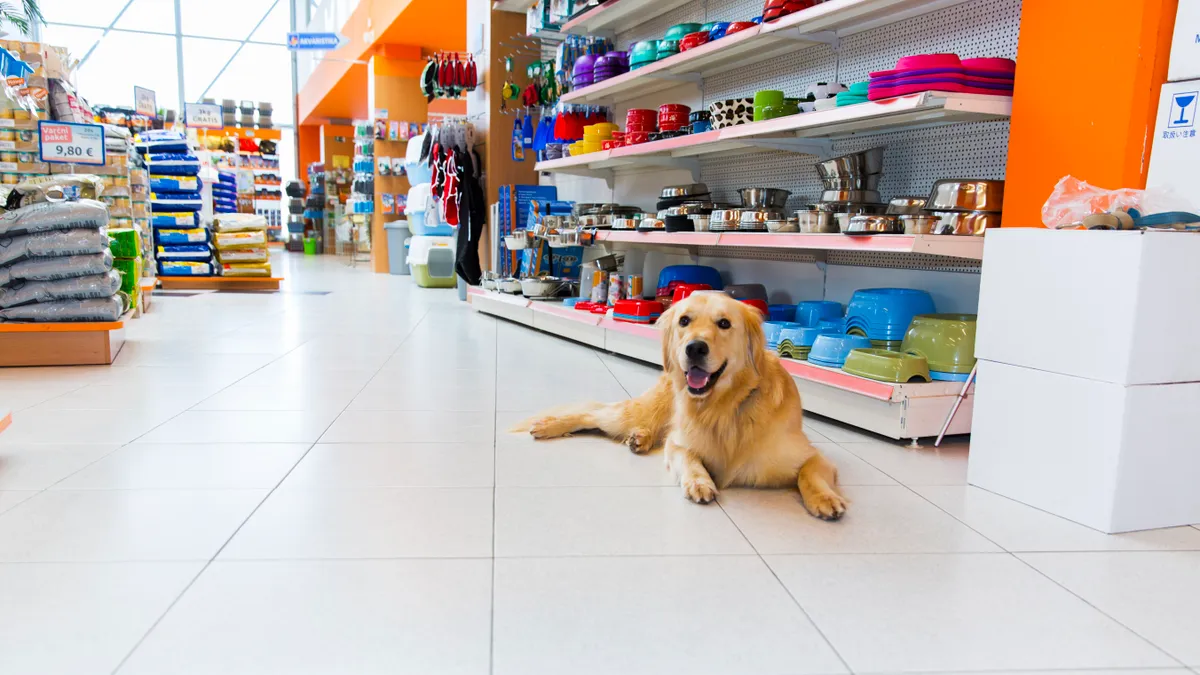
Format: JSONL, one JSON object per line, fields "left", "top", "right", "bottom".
{"left": 472, "top": 0, "right": 1017, "bottom": 441}
{"left": 469, "top": 287, "right": 973, "bottom": 439}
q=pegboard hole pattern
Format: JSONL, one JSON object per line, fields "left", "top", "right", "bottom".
{"left": 700, "top": 119, "right": 1010, "bottom": 212}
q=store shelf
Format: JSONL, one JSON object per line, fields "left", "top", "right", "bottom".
{"left": 561, "top": 0, "right": 974, "bottom": 104}
{"left": 538, "top": 92, "right": 1012, "bottom": 179}
{"left": 468, "top": 287, "right": 974, "bottom": 439}
{"left": 159, "top": 277, "right": 283, "bottom": 291}
{"left": 493, "top": 0, "right": 530, "bottom": 11}
{"left": 562, "top": 0, "right": 696, "bottom": 35}
{"left": 597, "top": 230, "right": 984, "bottom": 260}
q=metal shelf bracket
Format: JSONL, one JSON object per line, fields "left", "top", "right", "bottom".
{"left": 740, "top": 137, "right": 834, "bottom": 157}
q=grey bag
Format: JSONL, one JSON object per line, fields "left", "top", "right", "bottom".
{"left": 0, "top": 228, "right": 111, "bottom": 267}
{"left": 0, "top": 295, "right": 124, "bottom": 322}
{"left": 0, "top": 250, "right": 113, "bottom": 286}
{"left": 0, "top": 200, "right": 109, "bottom": 237}
{"left": 0, "top": 270, "right": 123, "bottom": 308}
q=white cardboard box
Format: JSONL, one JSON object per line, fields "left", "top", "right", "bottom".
{"left": 968, "top": 360, "right": 1200, "bottom": 533}
{"left": 977, "top": 229, "right": 1200, "bottom": 385}
{"left": 1147, "top": 78, "right": 1200, "bottom": 212}
{"left": 1169, "top": 1, "right": 1200, "bottom": 82}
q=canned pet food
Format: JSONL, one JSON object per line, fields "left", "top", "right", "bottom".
{"left": 16, "top": 130, "right": 33, "bottom": 143}
{"left": 607, "top": 272, "right": 624, "bottom": 307}
{"left": 627, "top": 274, "right": 643, "bottom": 300}
{"left": 0, "top": 130, "right": 13, "bottom": 142}
{"left": 16, "top": 152, "right": 32, "bottom": 163}
{"left": 0, "top": 151, "right": 16, "bottom": 163}
{"left": 0, "top": 173, "right": 17, "bottom": 184}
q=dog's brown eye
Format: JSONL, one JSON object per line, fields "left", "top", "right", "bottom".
{"left": 717, "top": 318, "right": 732, "bottom": 330}
{"left": 679, "top": 316, "right": 690, "bottom": 327}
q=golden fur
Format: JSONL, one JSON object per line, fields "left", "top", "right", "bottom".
{"left": 520, "top": 292, "right": 847, "bottom": 519}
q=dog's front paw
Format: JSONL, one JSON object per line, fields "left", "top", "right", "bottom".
{"left": 528, "top": 417, "right": 570, "bottom": 440}
{"left": 682, "top": 476, "right": 718, "bottom": 504}
{"left": 625, "top": 428, "right": 652, "bottom": 454}
{"left": 803, "top": 489, "right": 848, "bottom": 521}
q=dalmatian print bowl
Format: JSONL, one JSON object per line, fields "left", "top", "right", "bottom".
{"left": 707, "top": 98, "right": 755, "bottom": 129}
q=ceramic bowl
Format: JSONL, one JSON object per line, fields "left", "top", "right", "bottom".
{"left": 901, "top": 313, "right": 978, "bottom": 374}
{"left": 808, "top": 333, "right": 873, "bottom": 368}
{"left": 708, "top": 98, "right": 754, "bottom": 129}
{"left": 842, "top": 348, "right": 931, "bottom": 382}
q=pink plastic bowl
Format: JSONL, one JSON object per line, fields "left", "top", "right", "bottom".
{"left": 895, "top": 53, "right": 961, "bottom": 70}
{"left": 961, "top": 57, "right": 1016, "bottom": 73}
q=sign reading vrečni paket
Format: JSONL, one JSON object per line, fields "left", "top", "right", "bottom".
{"left": 38, "top": 121, "right": 106, "bottom": 165}
{"left": 287, "top": 32, "right": 348, "bottom": 50}
{"left": 185, "top": 103, "right": 223, "bottom": 130}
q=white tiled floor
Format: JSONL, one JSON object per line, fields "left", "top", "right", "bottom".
{"left": 1, "top": 252, "right": 1199, "bottom": 674}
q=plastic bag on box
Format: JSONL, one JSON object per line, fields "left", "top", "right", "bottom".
{"left": 0, "top": 295, "right": 124, "bottom": 322}
{"left": 1041, "top": 176, "right": 1147, "bottom": 229}
{"left": 0, "top": 200, "right": 109, "bottom": 237}
{"left": 0, "top": 250, "right": 113, "bottom": 285}
{"left": 0, "top": 270, "right": 122, "bottom": 308}
{"left": 0, "top": 228, "right": 110, "bottom": 267}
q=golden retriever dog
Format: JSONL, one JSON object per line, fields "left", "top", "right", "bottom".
{"left": 522, "top": 291, "right": 847, "bottom": 520}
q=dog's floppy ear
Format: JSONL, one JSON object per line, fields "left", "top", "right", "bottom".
{"left": 739, "top": 301, "right": 769, "bottom": 375}
{"left": 658, "top": 302, "right": 681, "bottom": 372}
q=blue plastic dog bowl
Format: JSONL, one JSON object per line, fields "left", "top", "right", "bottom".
{"left": 768, "top": 304, "right": 797, "bottom": 322}
{"left": 795, "top": 300, "right": 844, "bottom": 327}
{"left": 846, "top": 288, "right": 935, "bottom": 340}
{"left": 809, "top": 334, "right": 873, "bottom": 368}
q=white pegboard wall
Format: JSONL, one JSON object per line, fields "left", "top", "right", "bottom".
{"left": 699, "top": 118, "right": 1010, "bottom": 212}
{"left": 614, "top": 0, "right": 771, "bottom": 49}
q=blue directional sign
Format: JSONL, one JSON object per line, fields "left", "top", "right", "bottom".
{"left": 287, "top": 32, "right": 348, "bottom": 51}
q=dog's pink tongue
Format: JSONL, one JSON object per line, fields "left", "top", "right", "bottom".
{"left": 687, "top": 367, "right": 711, "bottom": 390}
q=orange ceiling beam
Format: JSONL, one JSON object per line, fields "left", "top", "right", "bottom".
{"left": 298, "top": 0, "right": 466, "bottom": 125}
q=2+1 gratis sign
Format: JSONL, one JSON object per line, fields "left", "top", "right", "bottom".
{"left": 287, "top": 32, "right": 348, "bottom": 50}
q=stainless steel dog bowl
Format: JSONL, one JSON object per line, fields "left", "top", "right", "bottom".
{"left": 925, "top": 179, "right": 1005, "bottom": 212}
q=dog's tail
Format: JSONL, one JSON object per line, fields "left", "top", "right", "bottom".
{"left": 507, "top": 402, "right": 608, "bottom": 434}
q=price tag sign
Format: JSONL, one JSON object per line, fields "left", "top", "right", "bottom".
{"left": 185, "top": 102, "right": 223, "bottom": 129}
{"left": 38, "top": 121, "right": 105, "bottom": 166}
{"left": 134, "top": 86, "right": 157, "bottom": 117}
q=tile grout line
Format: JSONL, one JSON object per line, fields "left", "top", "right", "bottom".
{"left": 107, "top": 305, "right": 434, "bottom": 675}
{"left": 715, "top": 495, "right": 855, "bottom": 675}
{"left": 490, "top": 313, "right": 499, "bottom": 675}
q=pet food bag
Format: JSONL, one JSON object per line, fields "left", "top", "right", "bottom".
{"left": 153, "top": 228, "right": 210, "bottom": 245}
{"left": 213, "top": 230, "right": 267, "bottom": 249}
{"left": 144, "top": 153, "right": 201, "bottom": 176}
{"left": 157, "top": 260, "right": 214, "bottom": 276}
{"left": 4, "top": 174, "right": 106, "bottom": 209}
{"left": 111, "top": 257, "right": 143, "bottom": 296}
{"left": 149, "top": 191, "right": 203, "bottom": 212}
{"left": 108, "top": 228, "right": 142, "bottom": 259}
{"left": 155, "top": 244, "right": 213, "bottom": 261}
{"left": 213, "top": 213, "right": 268, "bottom": 232}
{"left": 0, "top": 295, "right": 124, "bottom": 322}
{"left": 0, "top": 228, "right": 111, "bottom": 267}
{"left": 0, "top": 250, "right": 113, "bottom": 285}
{"left": 151, "top": 212, "right": 199, "bottom": 228}
{"left": 215, "top": 247, "right": 268, "bottom": 264}
{"left": 0, "top": 199, "right": 109, "bottom": 237}
{"left": 149, "top": 176, "right": 200, "bottom": 192}
{"left": 220, "top": 262, "right": 272, "bottom": 277}
{"left": 0, "top": 270, "right": 122, "bottom": 308}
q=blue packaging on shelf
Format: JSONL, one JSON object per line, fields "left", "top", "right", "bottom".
{"left": 552, "top": 246, "right": 583, "bottom": 281}
{"left": 151, "top": 212, "right": 200, "bottom": 227}
{"left": 150, "top": 176, "right": 200, "bottom": 192}
{"left": 154, "top": 228, "right": 210, "bottom": 245}
{"left": 145, "top": 153, "right": 201, "bottom": 176}
{"left": 157, "top": 260, "right": 214, "bottom": 276}
{"left": 150, "top": 191, "right": 203, "bottom": 212}
{"left": 156, "top": 244, "right": 213, "bottom": 261}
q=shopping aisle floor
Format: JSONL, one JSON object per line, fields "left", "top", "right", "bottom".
{"left": 2, "top": 252, "right": 1200, "bottom": 675}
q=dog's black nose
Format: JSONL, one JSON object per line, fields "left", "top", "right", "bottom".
{"left": 685, "top": 340, "right": 709, "bottom": 361}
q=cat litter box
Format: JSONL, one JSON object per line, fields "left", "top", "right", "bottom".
{"left": 407, "top": 235, "right": 457, "bottom": 288}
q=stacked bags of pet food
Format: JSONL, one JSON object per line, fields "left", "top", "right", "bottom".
{"left": 108, "top": 226, "right": 144, "bottom": 310}
{"left": 139, "top": 131, "right": 213, "bottom": 277}
{"left": 212, "top": 170, "right": 237, "bottom": 214}
{"left": 213, "top": 213, "right": 272, "bottom": 277}
{"left": 0, "top": 195, "right": 126, "bottom": 322}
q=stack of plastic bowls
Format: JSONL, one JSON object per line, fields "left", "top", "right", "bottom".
{"left": 808, "top": 334, "right": 873, "bottom": 368}
{"left": 900, "top": 313, "right": 977, "bottom": 381}
{"left": 631, "top": 41, "right": 658, "bottom": 70}
{"left": 658, "top": 104, "right": 690, "bottom": 132}
{"left": 764, "top": 321, "right": 803, "bottom": 350}
{"left": 572, "top": 53, "right": 597, "bottom": 89}
{"left": 593, "top": 51, "right": 629, "bottom": 84}
{"left": 768, "top": 304, "right": 796, "bottom": 322}
{"left": 777, "top": 326, "right": 838, "bottom": 360}
{"left": 795, "top": 300, "right": 843, "bottom": 327}
{"left": 844, "top": 288, "right": 935, "bottom": 350}
{"left": 625, "top": 108, "right": 657, "bottom": 145}
{"left": 657, "top": 39, "right": 681, "bottom": 59}
{"left": 574, "top": 122, "right": 618, "bottom": 155}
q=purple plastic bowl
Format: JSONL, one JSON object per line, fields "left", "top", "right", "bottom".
{"left": 573, "top": 53, "right": 597, "bottom": 78}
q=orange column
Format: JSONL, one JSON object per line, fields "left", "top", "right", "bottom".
{"left": 297, "top": 124, "right": 321, "bottom": 189}
{"left": 1003, "top": 0, "right": 1179, "bottom": 227}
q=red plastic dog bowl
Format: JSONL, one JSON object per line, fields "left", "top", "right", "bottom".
{"left": 740, "top": 298, "right": 770, "bottom": 317}
{"left": 613, "top": 299, "right": 665, "bottom": 324}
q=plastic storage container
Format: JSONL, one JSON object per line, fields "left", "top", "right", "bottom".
{"left": 407, "top": 235, "right": 457, "bottom": 288}
{"left": 384, "top": 221, "right": 411, "bottom": 275}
